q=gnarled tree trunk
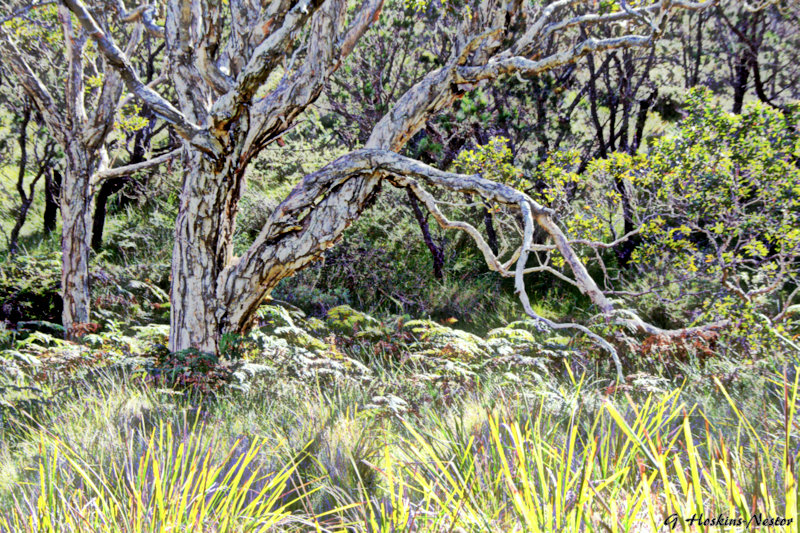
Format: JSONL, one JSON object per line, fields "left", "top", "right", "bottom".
{"left": 169, "top": 150, "right": 241, "bottom": 353}
{"left": 65, "top": 0, "right": 715, "bottom": 373}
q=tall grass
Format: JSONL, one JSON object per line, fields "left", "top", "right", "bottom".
{"left": 367, "top": 371, "right": 799, "bottom": 532}
{"left": 1, "top": 367, "right": 797, "bottom": 532}
{"left": 0, "top": 415, "right": 323, "bottom": 532}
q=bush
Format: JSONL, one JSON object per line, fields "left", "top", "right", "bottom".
{"left": 0, "top": 252, "right": 61, "bottom": 325}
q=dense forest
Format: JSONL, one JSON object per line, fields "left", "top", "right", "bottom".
{"left": 0, "top": 0, "right": 799, "bottom": 530}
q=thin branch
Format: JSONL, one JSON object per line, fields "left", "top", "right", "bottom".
{"left": 62, "top": 0, "right": 221, "bottom": 154}
{"left": 119, "top": 73, "right": 167, "bottom": 108}
{"left": 458, "top": 35, "right": 655, "bottom": 83}
{"left": 0, "top": 34, "right": 66, "bottom": 145}
{"left": 528, "top": 228, "right": 643, "bottom": 251}
{"left": 0, "top": 1, "right": 57, "bottom": 25}
{"left": 93, "top": 148, "right": 181, "bottom": 181}
{"left": 110, "top": 0, "right": 165, "bottom": 38}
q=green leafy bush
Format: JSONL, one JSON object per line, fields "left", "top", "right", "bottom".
{"left": 0, "top": 252, "right": 61, "bottom": 325}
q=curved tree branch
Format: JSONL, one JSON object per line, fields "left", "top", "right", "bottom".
{"left": 111, "top": 0, "right": 165, "bottom": 38}
{"left": 93, "top": 147, "right": 181, "bottom": 182}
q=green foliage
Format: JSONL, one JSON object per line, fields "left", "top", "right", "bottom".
{"left": 0, "top": 252, "right": 61, "bottom": 324}
{"left": 454, "top": 135, "right": 520, "bottom": 185}
{"left": 152, "top": 346, "right": 243, "bottom": 397}
{"left": 527, "top": 89, "right": 800, "bottom": 353}
{"left": 114, "top": 103, "right": 150, "bottom": 135}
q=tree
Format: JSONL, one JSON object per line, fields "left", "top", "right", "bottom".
{"left": 61, "top": 0, "right": 718, "bottom": 377}
{"left": 540, "top": 90, "right": 800, "bottom": 355}
{"left": 0, "top": 3, "right": 178, "bottom": 336}
{"left": 3, "top": 97, "right": 58, "bottom": 255}
{"left": 325, "top": 5, "right": 452, "bottom": 278}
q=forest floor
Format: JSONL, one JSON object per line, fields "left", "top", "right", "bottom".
{"left": 0, "top": 300, "right": 797, "bottom": 532}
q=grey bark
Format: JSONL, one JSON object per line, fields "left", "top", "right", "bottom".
{"left": 1, "top": 8, "right": 173, "bottom": 336}
{"left": 66, "top": 0, "right": 717, "bottom": 368}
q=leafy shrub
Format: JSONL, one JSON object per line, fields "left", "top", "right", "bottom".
{"left": 0, "top": 252, "right": 61, "bottom": 325}
{"left": 150, "top": 346, "right": 243, "bottom": 396}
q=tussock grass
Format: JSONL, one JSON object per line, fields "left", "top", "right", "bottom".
{"left": 1, "top": 361, "right": 797, "bottom": 532}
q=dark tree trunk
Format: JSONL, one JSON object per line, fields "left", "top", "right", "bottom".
{"left": 91, "top": 106, "right": 154, "bottom": 250}
{"left": 732, "top": 54, "right": 750, "bottom": 114}
{"left": 43, "top": 168, "right": 61, "bottom": 236}
{"left": 586, "top": 53, "right": 608, "bottom": 158}
{"left": 91, "top": 177, "right": 128, "bottom": 251}
{"left": 9, "top": 105, "right": 31, "bottom": 255}
{"left": 691, "top": 12, "right": 704, "bottom": 87}
{"left": 407, "top": 187, "right": 444, "bottom": 279}
{"left": 9, "top": 199, "right": 34, "bottom": 255}
{"left": 406, "top": 128, "right": 451, "bottom": 279}
{"left": 482, "top": 205, "right": 499, "bottom": 256}
{"left": 631, "top": 89, "right": 658, "bottom": 153}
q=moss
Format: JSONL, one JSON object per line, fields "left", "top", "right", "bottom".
{"left": 403, "top": 320, "right": 490, "bottom": 361}
{"left": 272, "top": 326, "right": 329, "bottom": 352}
{"left": 401, "top": 319, "right": 441, "bottom": 335}
{"left": 255, "top": 305, "right": 295, "bottom": 332}
{"left": 487, "top": 327, "right": 538, "bottom": 344}
{"left": 326, "top": 305, "right": 380, "bottom": 333}
{"left": 303, "top": 317, "right": 331, "bottom": 337}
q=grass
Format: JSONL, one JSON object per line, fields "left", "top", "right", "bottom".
{"left": 1, "top": 346, "right": 798, "bottom": 532}
{"left": 0, "top": 164, "right": 48, "bottom": 246}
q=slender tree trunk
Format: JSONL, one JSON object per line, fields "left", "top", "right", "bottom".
{"left": 43, "top": 168, "right": 61, "bottom": 236}
{"left": 631, "top": 89, "right": 657, "bottom": 153}
{"left": 9, "top": 199, "right": 34, "bottom": 255}
{"left": 732, "top": 53, "right": 750, "bottom": 114}
{"left": 9, "top": 106, "right": 31, "bottom": 255}
{"left": 691, "top": 12, "right": 704, "bottom": 87}
{"left": 92, "top": 107, "right": 154, "bottom": 250}
{"left": 586, "top": 53, "right": 608, "bottom": 159}
{"left": 407, "top": 188, "right": 444, "bottom": 279}
{"left": 61, "top": 142, "right": 94, "bottom": 337}
{"left": 482, "top": 205, "right": 499, "bottom": 256}
{"left": 91, "top": 177, "right": 127, "bottom": 251}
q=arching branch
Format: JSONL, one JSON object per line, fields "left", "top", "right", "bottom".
{"left": 92, "top": 147, "right": 181, "bottom": 183}
{"left": 111, "top": 0, "right": 165, "bottom": 38}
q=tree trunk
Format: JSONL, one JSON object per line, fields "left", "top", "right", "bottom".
{"left": 61, "top": 142, "right": 94, "bottom": 337}
{"left": 43, "top": 168, "right": 61, "bottom": 236}
{"left": 407, "top": 187, "right": 444, "bottom": 279}
{"left": 8, "top": 198, "right": 34, "bottom": 255}
{"left": 9, "top": 105, "right": 31, "bottom": 255}
{"left": 482, "top": 205, "right": 499, "bottom": 256}
{"left": 168, "top": 150, "right": 239, "bottom": 353}
{"left": 92, "top": 106, "right": 154, "bottom": 250}
{"left": 732, "top": 53, "right": 750, "bottom": 114}
{"left": 91, "top": 177, "right": 127, "bottom": 251}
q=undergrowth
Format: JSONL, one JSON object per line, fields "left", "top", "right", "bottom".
{"left": 0, "top": 328, "right": 797, "bottom": 531}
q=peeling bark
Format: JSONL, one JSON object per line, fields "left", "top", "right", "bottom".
{"left": 64, "top": 0, "right": 717, "bottom": 372}
{"left": 2, "top": 4, "right": 170, "bottom": 336}
{"left": 61, "top": 141, "right": 94, "bottom": 337}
